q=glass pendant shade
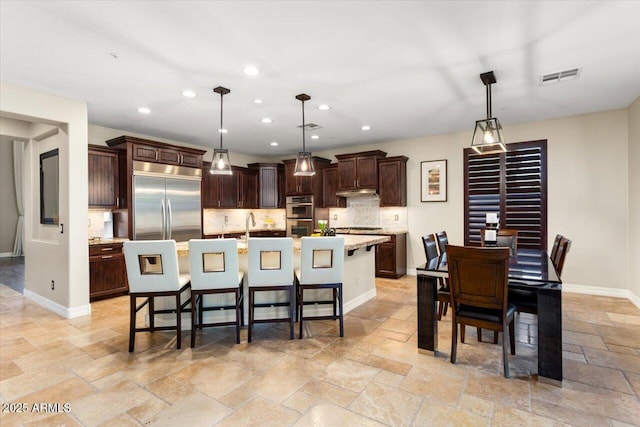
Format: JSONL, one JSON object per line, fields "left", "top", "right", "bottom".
{"left": 294, "top": 93, "right": 316, "bottom": 176}
{"left": 471, "top": 117, "right": 506, "bottom": 154}
{"left": 294, "top": 151, "right": 315, "bottom": 176}
{"left": 210, "top": 148, "right": 232, "bottom": 175}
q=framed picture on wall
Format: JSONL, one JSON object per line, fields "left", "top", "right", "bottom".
{"left": 421, "top": 159, "right": 447, "bottom": 202}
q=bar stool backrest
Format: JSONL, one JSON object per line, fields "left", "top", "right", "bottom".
{"left": 123, "top": 240, "right": 181, "bottom": 293}
{"left": 248, "top": 237, "right": 293, "bottom": 286}
{"left": 298, "top": 237, "right": 344, "bottom": 285}
{"left": 189, "top": 239, "right": 240, "bottom": 290}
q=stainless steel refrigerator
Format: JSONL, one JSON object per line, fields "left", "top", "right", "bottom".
{"left": 133, "top": 172, "right": 201, "bottom": 242}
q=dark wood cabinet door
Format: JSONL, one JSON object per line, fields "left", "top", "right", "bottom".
{"left": 337, "top": 157, "right": 357, "bottom": 190}
{"left": 322, "top": 166, "right": 346, "bottom": 207}
{"left": 258, "top": 166, "right": 279, "bottom": 208}
{"left": 88, "top": 149, "right": 119, "bottom": 208}
{"left": 378, "top": 157, "right": 407, "bottom": 207}
{"left": 284, "top": 161, "right": 300, "bottom": 195}
{"left": 219, "top": 174, "right": 238, "bottom": 208}
{"left": 158, "top": 148, "right": 180, "bottom": 165}
{"left": 238, "top": 170, "right": 258, "bottom": 209}
{"left": 132, "top": 144, "right": 158, "bottom": 162}
{"left": 201, "top": 165, "right": 218, "bottom": 208}
{"left": 356, "top": 156, "right": 378, "bottom": 189}
{"left": 179, "top": 151, "right": 201, "bottom": 168}
{"left": 376, "top": 243, "right": 397, "bottom": 276}
{"left": 89, "top": 244, "right": 128, "bottom": 301}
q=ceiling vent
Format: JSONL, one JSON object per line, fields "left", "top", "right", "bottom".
{"left": 297, "top": 123, "right": 322, "bottom": 131}
{"left": 540, "top": 68, "right": 581, "bottom": 85}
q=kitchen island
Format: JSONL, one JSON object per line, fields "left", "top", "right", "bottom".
{"left": 157, "top": 235, "right": 390, "bottom": 328}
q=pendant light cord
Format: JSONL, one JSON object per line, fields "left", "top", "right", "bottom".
{"left": 219, "top": 93, "right": 224, "bottom": 150}
{"left": 301, "top": 98, "right": 306, "bottom": 152}
{"left": 486, "top": 83, "right": 492, "bottom": 119}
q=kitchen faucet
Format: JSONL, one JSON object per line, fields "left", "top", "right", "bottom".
{"left": 246, "top": 212, "right": 255, "bottom": 241}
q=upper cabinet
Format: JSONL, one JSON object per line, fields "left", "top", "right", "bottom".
{"left": 237, "top": 167, "right": 258, "bottom": 209}
{"left": 282, "top": 157, "right": 331, "bottom": 202}
{"left": 107, "top": 135, "right": 204, "bottom": 169}
{"left": 248, "top": 163, "right": 283, "bottom": 209}
{"left": 88, "top": 145, "right": 120, "bottom": 208}
{"left": 202, "top": 162, "right": 237, "bottom": 208}
{"left": 335, "top": 150, "right": 387, "bottom": 191}
{"left": 322, "top": 164, "right": 346, "bottom": 208}
{"left": 378, "top": 156, "right": 408, "bottom": 207}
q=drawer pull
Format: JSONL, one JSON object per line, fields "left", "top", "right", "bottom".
{"left": 101, "top": 247, "right": 114, "bottom": 251}
{"left": 101, "top": 255, "right": 114, "bottom": 259}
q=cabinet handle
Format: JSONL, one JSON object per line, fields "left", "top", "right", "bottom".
{"left": 101, "top": 255, "right": 114, "bottom": 259}
{"left": 101, "top": 247, "right": 114, "bottom": 252}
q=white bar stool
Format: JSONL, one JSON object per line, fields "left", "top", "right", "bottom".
{"left": 296, "top": 236, "right": 344, "bottom": 339}
{"left": 123, "top": 240, "right": 191, "bottom": 352}
{"left": 188, "top": 239, "right": 244, "bottom": 346}
{"left": 247, "top": 237, "right": 295, "bottom": 342}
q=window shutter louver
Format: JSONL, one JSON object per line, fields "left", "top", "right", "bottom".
{"left": 464, "top": 140, "right": 547, "bottom": 250}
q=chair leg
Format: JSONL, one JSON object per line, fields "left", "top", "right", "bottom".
{"left": 198, "top": 293, "right": 204, "bottom": 326}
{"left": 149, "top": 297, "right": 155, "bottom": 332}
{"left": 191, "top": 291, "right": 197, "bottom": 348}
{"left": 338, "top": 284, "right": 344, "bottom": 337}
{"left": 461, "top": 324, "right": 466, "bottom": 344}
{"left": 176, "top": 293, "right": 181, "bottom": 350}
{"left": 248, "top": 288, "right": 254, "bottom": 343}
{"left": 235, "top": 289, "right": 241, "bottom": 344}
{"left": 239, "top": 285, "right": 245, "bottom": 327}
{"left": 451, "top": 321, "right": 458, "bottom": 363}
{"left": 502, "top": 323, "right": 510, "bottom": 378}
{"left": 437, "top": 301, "right": 444, "bottom": 321}
{"left": 509, "top": 318, "right": 516, "bottom": 355}
{"left": 493, "top": 331, "right": 498, "bottom": 344}
{"left": 298, "top": 286, "right": 304, "bottom": 339}
{"left": 333, "top": 288, "right": 337, "bottom": 317}
{"left": 129, "top": 294, "right": 136, "bottom": 353}
{"left": 476, "top": 327, "right": 482, "bottom": 342}
{"left": 289, "top": 285, "right": 295, "bottom": 340}
{"left": 443, "top": 302, "right": 448, "bottom": 317}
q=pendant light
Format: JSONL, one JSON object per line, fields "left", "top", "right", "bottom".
{"left": 210, "top": 86, "right": 232, "bottom": 175}
{"left": 294, "top": 93, "right": 315, "bottom": 176}
{"left": 471, "top": 71, "right": 507, "bottom": 154}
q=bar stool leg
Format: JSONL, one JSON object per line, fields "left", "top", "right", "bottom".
{"left": 248, "top": 288, "right": 254, "bottom": 343}
{"left": 129, "top": 294, "right": 136, "bottom": 352}
{"left": 298, "top": 286, "right": 304, "bottom": 339}
{"left": 289, "top": 286, "right": 295, "bottom": 340}
{"left": 176, "top": 293, "right": 181, "bottom": 350}
{"left": 338, "top": 284, "right": 344, "bottom": 337}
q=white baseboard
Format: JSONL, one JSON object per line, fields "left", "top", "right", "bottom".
{"left": 23, "top": 289, "right": 91, "bottom": 319}
{"left": 343, "top": 288, "right": 377, "bottom": 314}
{"left": 406, "top": 270, "right": 640, "bottom": 310}
{"left": 0, "top": 252, "right": 13, "bottom": 258}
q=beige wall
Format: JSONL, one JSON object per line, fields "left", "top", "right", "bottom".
{"left": 0, "top": 138, "right": 18, "bottom": 254}
{"left": 629, "top": 97, "right": 640, "bottom": 301}
{"left": 315, "top": 109, "right": 631, "bottom": 291}
{"left": 0, "top": 81, "right": 89, "bottom": 315}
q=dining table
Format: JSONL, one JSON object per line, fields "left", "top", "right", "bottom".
{"left": 416, "top": 248, "right": 563, "bottom": 384}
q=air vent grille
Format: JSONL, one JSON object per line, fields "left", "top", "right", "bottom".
{"left": 540, "top": 68, "right": 581, "bottom": 85}
{"left": 297, "top": 123, "right": 322, "bottom": 131}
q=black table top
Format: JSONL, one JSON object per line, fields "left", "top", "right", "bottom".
{"left": 416, "top": 248, "right": 561, "bottom": 286}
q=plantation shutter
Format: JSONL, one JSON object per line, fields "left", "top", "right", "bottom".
{"left": 464, "top": 140, "right": 547, "bottom": 250}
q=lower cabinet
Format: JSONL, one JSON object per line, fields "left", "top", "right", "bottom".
{"left": 89, "top": 243, "right": 128, "bottom": 301}
{"left": 375, "top": 233, "right": 407, "bottom": 279}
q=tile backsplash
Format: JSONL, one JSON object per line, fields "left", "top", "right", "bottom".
{"left": 203, "top": 208, "right": 286, "bottom": 235}
{"left": 328, "top": 196, "right": 407, "bottom": 230}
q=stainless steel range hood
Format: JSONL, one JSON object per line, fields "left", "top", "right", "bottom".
{"left": 336, "top": 188, "right": 378, "bottom": 197}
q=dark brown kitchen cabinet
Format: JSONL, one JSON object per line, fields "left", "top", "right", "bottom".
{"left": 248, "top": 163, "right": 283, "bottom": 209}
{"left": 378, "top": 156, "right": 408, "bottom": 207}
{"left": 89, "top": 242, "right": 128, "bottom": 301}
{"left": 375, "top": 233, "right": 407, "bottom": 279}
{"left": 202, "top": 162, "right": 237, "bottom": 208}
{"left": 88, "top": 145, "right": 119, "bottom": 208}
{"left": 237, "top": 167, "right": 258, "bottom": 209}
{"left": 322, "top": 164, "right": 346, "bottom": 208}
{"left": 283, "top": 157, "right": 331, "bottom": 202}
{"left": 107, "top": 135, "right": 204, "bottom": 169}
{"left": 336, "top": 150, "right": 387, "bottom": 191}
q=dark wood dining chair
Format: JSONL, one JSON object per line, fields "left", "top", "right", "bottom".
{"left": 435, "top": 231, "right": 448, "bottom": 255}
{"left": 553, "top": 236, "right": 571, "bottom": 277}
{"left": 481, "top": 228, "right": 518, "bottom": 256}
{"left": 550, "top": 234, "right": 564, "bottom": 263}
{"left": 422, "top": 234, "right": 449, "bottom": 320}
{"left": 446, "top": 245, "right": 516, "bottom": 378}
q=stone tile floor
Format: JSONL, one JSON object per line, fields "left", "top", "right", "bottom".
{"left": 1, "top": 277, "right": 639, "bottom": 426}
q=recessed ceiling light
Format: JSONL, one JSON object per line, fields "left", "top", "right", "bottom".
{"left": 270, "top": 141, "right": 279, "bottom": 146}
{"left": 361, "top": 125, "right": 371, "bottom": 131}
{"left": 181, "top": 90, "right": 196, "bottom": 98}
{"left": 254, "top": 99, "right": 263, "bottom": 104}
{"left": 261, "top": 118, "right": 272, "bottom": 123}
{"left": 137, "top": 107, "right": 151, "bottom": 114}
{"left": 318, "top": 104, "right": 330, "bottom": 110}
{"left": 243, "top": 65, "right": 260, "bottom": 76}
{"left": 218, "top": 128, "right": 228, "bottom": 134}
{"left": 311, "top": 135, "right": 320, "bottom": 139}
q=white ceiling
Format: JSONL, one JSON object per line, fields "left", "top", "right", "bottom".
{"left": 2, "top": 1, "right": 640, "bottom": 157}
